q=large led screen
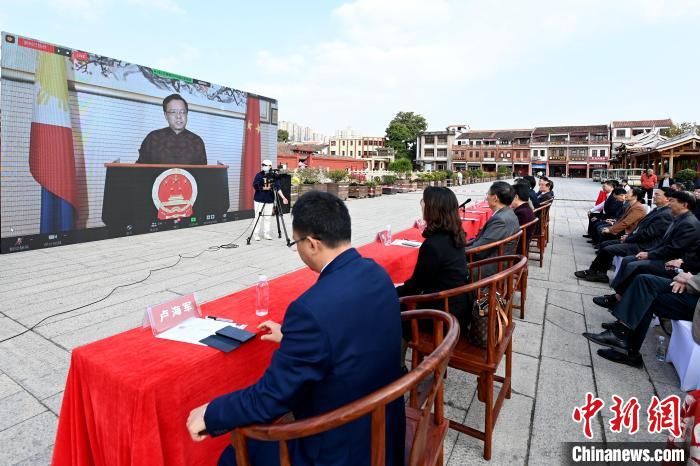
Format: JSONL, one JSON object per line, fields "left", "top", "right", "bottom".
{"left": 1, "top": 32, "right": 278, "bottom": 253}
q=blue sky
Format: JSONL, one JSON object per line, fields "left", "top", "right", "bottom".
{"left": 1, "top": 0, "right": 697, "bottom": 136}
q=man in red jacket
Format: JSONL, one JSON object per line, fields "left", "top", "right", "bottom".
{"left": 640, "top": 168, "right": 657, "bottom": 207}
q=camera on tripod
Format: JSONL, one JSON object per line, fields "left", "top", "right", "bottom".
{"left": 263, "top": 168, "right": 283, "bottom": 181}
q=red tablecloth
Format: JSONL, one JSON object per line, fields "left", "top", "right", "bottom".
{"left": 52, "top": 205, "right": 492, "bottom": 466}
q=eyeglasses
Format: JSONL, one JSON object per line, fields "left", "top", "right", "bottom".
{"left": 166, "top": 110, "right": 188, "bottom": 116}
{"left": 262, "top": 164, "right": 272, "bottom": 167}
{"left": 288, "top": 237, "right": 308, "bottom": 251}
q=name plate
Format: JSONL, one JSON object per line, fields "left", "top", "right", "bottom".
{"left": 143, "top": 293, "right": 201, "bottom": 336}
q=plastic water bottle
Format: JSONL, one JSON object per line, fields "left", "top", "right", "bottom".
{"left": 655, "top": 335, "right": 666, "bottom": 361}
{"left": 384, "top": 224, "right": 392, "bottom": 245}
{"left": 255, "top": 275, "right": 269, "bottom": 317}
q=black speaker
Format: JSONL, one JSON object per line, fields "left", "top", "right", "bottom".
{"left": 278, "top": 174, "right": 292, "bottom": 214}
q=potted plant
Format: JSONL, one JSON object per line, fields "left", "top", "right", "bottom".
{"left": 326, "top": 169, "right": 349, "bottom": 200}
{"left": 297, "top": 168, "right": 322, "bottom": 195}
{"left": 348, "top": 180, "right": 368, "bottom": 198}
{"left": 497, "top": 165, "right": 512, "bottom": 180}
{"left": 290, "top": 175, "right": 300, "bottom": 205}
{"left": 382, "top": 174, "right": 397, "bottom": 194}
{"left": 445, "top": 170, "right": 454, "bottom": 187}
{"left": 366, "top": 180, "right": 381, "bottom": 197}
{"left": 348, "top": 173, "right": 368, "bottom": 198}
{"left": 469, "top": 168, "right": 484, "bottom": 183}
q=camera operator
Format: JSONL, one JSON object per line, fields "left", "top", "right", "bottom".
{"left": 252, "top": 160, "right": 288, "bottom": 240}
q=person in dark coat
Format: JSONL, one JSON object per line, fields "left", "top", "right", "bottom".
{"left": 187, "top": 192, "right": 405, "bottom": 466}
{"left": 592, "top": 190, "right": 700, "bottom": 309}
{"left": 575, "top": 188, "right": 674, "bottom": 283}
{"left": 397, "top": 186, "right": 470, "bottom": 329}
{"left": 511, "top": 182, "right": 536, "bottom": 253}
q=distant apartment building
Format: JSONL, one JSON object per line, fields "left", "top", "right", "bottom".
{"left": 279, "top": 120, "right": 328, "bottom": 143}
{"left": 328, "top": 136, "right": 394, "bottom": 171}
{"left": 453, "top": 130, "right": 531, "bottom": 176}
{"left": 418, "top": 123, "right": 613, "bottom": 177}
{"left": 530, "top": 125, "right": 610, "bottom": 177}
{"left": 415, "top": 130, "right": 456, "bottom": 171}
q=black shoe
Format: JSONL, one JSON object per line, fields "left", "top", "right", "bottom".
{"left": 597, "top": 348, "right": 643, "bottom": 368}
{"left": 581, "top": 271, "right": 609, "bottom": 284}
{"left": 587, "top": 239, "right": 595, "bottom": 243}
{"left": 582, "top": 329, "right": 629, "bottom": 351}
{"left": 592, "top": 294, "right": 617, "bottom": 309}
{"left": 582, "top": 234, "right": 591, "bottom": 238}
{"left": 601, "top": 321, "right": 618, "bottom": 330}
{"left": 574, "top": 270, "right": 591, "bottom": 279}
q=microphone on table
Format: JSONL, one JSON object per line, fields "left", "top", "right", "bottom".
{"left": 458, "top": 198, "right": 472, "bottom": 210}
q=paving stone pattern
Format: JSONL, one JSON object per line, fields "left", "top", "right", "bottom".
{"left": 0, "top": 179, "right": 683, "bottom": 465}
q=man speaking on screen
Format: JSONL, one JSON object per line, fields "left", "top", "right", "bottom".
{"left": 136, "top": 94, "right": 207, "bottom": 165}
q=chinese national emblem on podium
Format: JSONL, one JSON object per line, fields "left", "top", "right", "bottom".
{"left": 151, "top": 168, "right": 198, "bottom": 220}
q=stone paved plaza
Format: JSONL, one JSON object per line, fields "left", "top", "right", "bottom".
{"left": 0, "top": 178, "right": 684, "bottom": 465}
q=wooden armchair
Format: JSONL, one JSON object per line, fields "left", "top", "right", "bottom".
{"left": 529, "top": 204, "right": 550, "bottom": 267}
{"left": 515, "top": 218, "right": 538, "bottom": 319}
{"left": 230, "top": 309, "right": 460, "bottom": 466}
{"left": 538, "top": 201, "right": 552, "bottom": 246}
{"left": 400, "top": 255, "right": 528, "bottom": 460}
{"left": 465, "top": 229, "right": 522, "bottom": 276}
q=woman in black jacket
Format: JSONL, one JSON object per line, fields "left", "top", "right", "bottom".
{"left": 397, "top": 186, "right": 470, "bottom": 330}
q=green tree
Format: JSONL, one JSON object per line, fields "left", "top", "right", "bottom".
{"left": 662, "top": 122, "right": 697, "bottom": 138}
{"left": 385, "top": 111, "right": 427, "bottom": 161}
{"left": 277, "top": 129, "right": 289, "bottom": 142}
{"left": 388, "top": 158, "right": 413, "bottom": 178}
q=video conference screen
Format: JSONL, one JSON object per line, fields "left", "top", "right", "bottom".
{"left": 1, "top": 32, "right": 278, "bottom": 253}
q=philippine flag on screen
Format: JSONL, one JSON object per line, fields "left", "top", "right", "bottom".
{"left": 28, "top": 51, "right": 77, "bottom": 233}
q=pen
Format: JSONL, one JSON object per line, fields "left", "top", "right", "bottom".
{"left": 207, "top": 316, "right": 234, "bottom": 323}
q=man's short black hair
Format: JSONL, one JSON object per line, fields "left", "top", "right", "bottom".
{"left": 668, "top": 190, "right": 696, "bottom": 210}
{"left": 630, "top": 188, "right": 644, "bottom": 202}
{"left": 489, "top": 181, "right": 515, "bottom": 205}
{"left": 523, "top": 175, "right": 536, "bottom": 189}
{"left": 612, "top": 187, "right": 627, "bottom": 196}
{"left": 658, "top": 187, "right": 673, "bottom": 198}
{"left": 604, "top": 179, "right": 618, "bottom": 188}
{"left": 512, "top": 182, "right": 531, "bottom": 203}
{"left": 292, "top": 191, "right": 351, "bottom": 248}
{"left": 162, "top": 94, "right": 189, "bottom": 113}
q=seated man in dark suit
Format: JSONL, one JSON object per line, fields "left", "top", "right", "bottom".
{"left": 589, "top": 188, "right": 647, "bottom": 245}
{"left": 522, "top": 175, "right": 540, "bottom": 209}
{"left": 511, "top": 182, "right": 536, "bottom": 252}
{"left": 583, "top": 271, "right": 700, "bottom": 367}
{"left": 537, "top": 178, "right": 554, "bottom": 204}
{"left": 466, "top": 182, "right": 521, "bottom": 277}
{"left": 187, "top": 191, "right": 405, "bottom": 466}
{"left": 592, "top": 190, "right": 700, "bottom": 309}
{"left": 575, "top": 188, "right": 673, "bottom": 283}
{"left": 585, "top": 185, "right": 625, "bottom": 239}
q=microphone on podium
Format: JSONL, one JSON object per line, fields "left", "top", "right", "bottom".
{"left": 458, "top": 198, "right": 472, "bottom": 210}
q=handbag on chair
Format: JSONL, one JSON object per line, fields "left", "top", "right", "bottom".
{"left": 468, "top": 291, "right": 508, "bottom": 348}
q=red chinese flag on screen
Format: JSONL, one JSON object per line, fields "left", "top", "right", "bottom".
{"left": 239, "top": 96, "right": 261, "bottom": 210}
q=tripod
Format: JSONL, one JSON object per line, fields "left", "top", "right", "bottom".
{"left": 246, "top": 181, "right": 291, "bottom": 246}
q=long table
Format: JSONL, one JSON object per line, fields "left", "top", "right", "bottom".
{"left": 52, "top": 204, "right": 491, "bottom": 466}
